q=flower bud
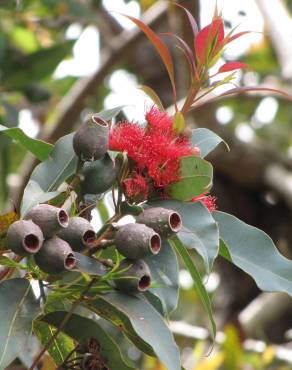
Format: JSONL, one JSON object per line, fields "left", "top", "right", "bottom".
{"left": 7, "top": 220, "right": 44, "bottom": 256}
{"left": 81, "top": 154, "right": 117, "bottom": 195}
{"left": 114, "top": 259, "right": 151, "bottom": 293}
{"left": 114, "top": 223, "right": 161, "bottom": 259}
{"left": 24, "top": 204, "right": 69, "bottom": 238}
{"left": 136, "top": 207, "right": 182, "bottom": 237}
{"left": 34, "top": 236, "right": 76, "bottom": 274}
{"left": 57, "top": 216, "right": 96, "bottom": 251}
{"left": 73, "top": 114, "right": 109, "bottom": 162}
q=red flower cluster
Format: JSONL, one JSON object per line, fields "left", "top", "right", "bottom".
{"left": 109, "top": 107, "right": 194, "bottom": 199}
{"left": 191, "top": 192, "right": 217, "bottom": 212}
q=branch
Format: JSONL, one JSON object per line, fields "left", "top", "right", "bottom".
{"left": 256, "top": 0, "right": 292, "bottom": 80}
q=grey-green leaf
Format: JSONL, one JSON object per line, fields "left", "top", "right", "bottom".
{"left": 169, "top": 156, "right": 213, "bottom": 201}
{"left": 191, "top": 128, "right": 229, "bottom": 158}
{"left": 169, "top": 237, "right": 216, "bottom": 341}
{"left": 144, "top": 239, "right": 179, "bottom": 315}
{"left": 42, "top": 312, "right": 135, "bottom": 370}
{"left": 90, "top": 292, "right": 181, "bottom": 370}
{"left": 74, "top": 252, "right": 108, "bottom": 276}
{"left": 96, "top": 105, "right": 125, "bottom": 121}
{"left": 30, "top": 133, "right": 78, "bottom": 192}
{"left": 20, "top": 180, "right": 61, "bottom": 216}
{"left": 0, "top": 124, "right": 53, "bottom": 161}
{"left": 214, "top": 211, "right": 292, "bottom": 296}
{"left": 0, "top": 278, "right": 40, "bottom": 369}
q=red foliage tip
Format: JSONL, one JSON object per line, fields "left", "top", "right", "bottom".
{"left": 218, "top": 62, "right": 248, "bottom": 73}
{"left": 192, "top": 192, "right": 217, "bottom": 212}
{"left": 195, "top": 17, "right": 224, "bottom": 65}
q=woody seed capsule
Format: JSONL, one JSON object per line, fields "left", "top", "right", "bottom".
{"left": 114, "top": 223, "right": 161, "bottom": 259}
{"left": 57, "top": 216, "right": 96, "bottom": 251}
{"left": 7, "top": 219, "right": 44, "bottom": 256}
{"left": 114, "top": 259, "right": 151, "bottom": 293}
{"left": 136, "top": 207, "right": 182, "bottom": 237}
{"left": 34, "top": 236, "right": 76, "bottom": 274}
{"left": 24, "top": 204, "right": 69, "bottom": 238}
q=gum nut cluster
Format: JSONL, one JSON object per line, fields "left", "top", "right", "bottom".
{"left": 7, "top": 204, "right": 96, "bottom": 274}
{"left": 113, "top": 207, "right": 182, "bottom": 293}
{"left": 73, "top": 114, "right": 118, "bottom": 196}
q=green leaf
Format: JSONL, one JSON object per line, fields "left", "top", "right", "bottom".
{"left": 33, "top": 321, "right": 75, "bottom": 366}
{"left": 169, "top": 156, "right": 213, "bottom": 201}
{"left": 20, "top": 180, "right": 61, "bottom": 216}
{"left": 30, "top": 133, "right": 78, "bottom": 192}
{"left": 2, "top": 41, "right": 74, "bottom": 90}
{"left": 89, "top": 292, "right": 181, "bottom": 370}
{"left": 139, "top": 85, "right": 165, "bottom": 111}
{"left": 42, "top": 312, "right": 135, "bottom": 370}
{"left": 74, "top": 252, "right": 108, "bottom": 276}
{"left": 191, "top": 128, "right": 229, "bottom": 158}
{"left": 153, "top": 200, "right": 219, "bottom": 272}
{"left": 0, "top": 124, "right": 53, "bottom": 161}
{"left": 0, "top": 278, "right": 40, "bottom": 369}
{"left": 173, "top": 111, "right": 185, "bottom": 133}
{"left": 144, "top": 240, "right": 179, "bottom": 315}
{"left": 213, "top": 211, "right": 292, "bottom": 296}
{"left": 169, "top": 237, "right": 216, "bottom": 341}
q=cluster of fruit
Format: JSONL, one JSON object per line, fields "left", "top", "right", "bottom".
{"left": 113, "top": 206, "right": 182, "bottom": 293}
{"left": 7, "top": 204, "right": 96, "bottom": 274}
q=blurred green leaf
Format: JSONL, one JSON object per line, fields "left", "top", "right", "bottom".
{"left": 0, "top": 124, "right": 53, "bottom": 160}
{"left": 2, "top": 41, "right": 74, "bottom": 90}
{"left": 74, "top": 252, "right": 108, "bottom": 276}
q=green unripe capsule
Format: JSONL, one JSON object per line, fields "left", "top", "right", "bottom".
{"left": 73, "top": 114, "right": 109, "bottom": 162}
{"left": 114, "top": 223, "right": 161, "bottom": 259}
{"left": 57, "top": 216, "right": 96, "bottom": 251}
{"left": 24, "top": 204, "right": 69, "bottom": 238}
{"left": 34, "top": 236, "right": 76, "bottom": 274}
{"left": 7, "top": 219, "right": 44, "bottom": 256}
{"left": 81, "top": 154, "right": 117, "bottom": 195}
{"left": 136, "top": 207, "right": 182, "bottom": 237}
{"left": 114, "top": 259, "right": 151, "bottom": 293}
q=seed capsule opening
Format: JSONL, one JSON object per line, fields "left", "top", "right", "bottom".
{"left": 24, "top": 234, "right": 41, "bottom": 251}
{"left": 65, "top": 253, "right": 76, "bottom": 270}
{"left": 138, "top": 275, "right": 151, "bottom": 291}
{"left": 58, "top": 209, "right": 69, "bottom": 227}
{"left": 83, "top": 230, "right": 96, "bottom": 245}
{"left": 169, "top": 212, "right": 182, "bottom": 232}
{"left": 92, "top": 115, "right": 108, "bottom": 127}
{"left": 150, "top": 234, "right": 161, "bottom": 254}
